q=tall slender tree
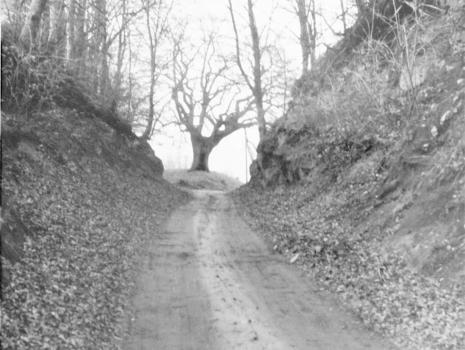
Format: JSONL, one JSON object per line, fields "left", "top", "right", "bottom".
{"left": 20, "top": 0, "right": 48, "bottom": 51}
{"left": 66, "top": 0, "right": 76, "bottom": 61}
{"left": 228, "top": 0, "right": 266, "bottom": 141}
{"left": 293, "top": 0, "right": 318, "bottom": 75}
{"left": 141, "top": 0, "right": 173, "bottom": 141}
{"left": 74, "top": 0, "right": 87, "bottom": 74}
{"left": 113, "top": 0, "right": 128, "bottom": 101}
{"left": 47, "top": 0, "right": 66, "bottom": 52}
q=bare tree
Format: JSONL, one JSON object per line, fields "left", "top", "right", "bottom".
{"left": 65, "top": 0, "right": 76, "bottom": 60}
{"left": 113, "top": 0, "right": 128, "bottom": 100}
{"left": 228, "top": 0, "right": 266, "bottom": 140}
{"left": 293, "top": 0, "right": 318, "bottom": 75}
{"left": 141, "top": 0, "right": 173, "bottom": 141}
{"left": 74, "top": 0, "right": 87, "bottom": 73}
{"left": 171, "top": 36, "right": 255, "bottom": 171}
{"left": 339, "top": 0, "right": 348, "bottom": 33}
{"left": 47, "top": 0, "right": 66, "bottom": 52}
{"left": 20, "top": 0, "right": 48, "bottom": 51}
{"left": 95, "top": 0, "right": 110, "bottom": 99}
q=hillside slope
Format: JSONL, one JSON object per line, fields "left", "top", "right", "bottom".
{"left": 235, "top": 3, "right": 465, "bottom": 350}
{"left": 1, "top": 95, "right": 188, "bottom": 347}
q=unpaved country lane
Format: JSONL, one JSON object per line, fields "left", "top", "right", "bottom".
{"left": 123, "top": 190, "right": 397, "bottom": 350}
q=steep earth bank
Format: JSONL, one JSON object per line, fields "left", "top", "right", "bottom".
{"left": 1, "top": 104, "right": 188, "bottom": 348}
{"left": 235, "top": 3, "right": 465, "bottom": 350}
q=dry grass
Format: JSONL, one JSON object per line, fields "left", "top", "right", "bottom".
{"left": 164, "top": 169, "right": 243, "bottom": 192}
{"left": 289, "top": 8, "right": 462, "bottom": 142}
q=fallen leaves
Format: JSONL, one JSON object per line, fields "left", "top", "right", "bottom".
{"left": 233, "top": 182, "right": 465, "bottom": 350}
{"left": 1, "top": 109, "right": 189, "bottom": 349}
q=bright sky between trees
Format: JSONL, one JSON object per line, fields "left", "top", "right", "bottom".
{"left": 154, "top": 0, "right": 350, "bottom": 182}
{"left": 0, "top": 0, "right": 352, "bottom": 182}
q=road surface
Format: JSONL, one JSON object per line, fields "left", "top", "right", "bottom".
{"left": 123, "top": 190, "right": 397, "bottom": 350}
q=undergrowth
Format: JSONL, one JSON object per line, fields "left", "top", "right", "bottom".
{"left": 0, "top": 43, "right": 65, "bottom": 113}
{"left": 289, "top": 6, "right": 463, "bottom": 143}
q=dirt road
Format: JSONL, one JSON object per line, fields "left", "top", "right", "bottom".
{"left": 123, "top": 191, "right": 397, "bottom": 350}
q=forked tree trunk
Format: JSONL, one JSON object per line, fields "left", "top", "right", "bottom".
{"left": 190, "top": 135, "right": 215, "bottom": 172}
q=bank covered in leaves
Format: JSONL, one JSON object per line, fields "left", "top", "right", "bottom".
{"left": 235, "top": 3, "right": 465, "bottom": 350}
{"left": 1, "top": 69, "right": 188, "bottom": 348}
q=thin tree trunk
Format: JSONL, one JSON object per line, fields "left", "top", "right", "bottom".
{"left": 89, "top": 0, "right": 105, "bottom": 94}
{"left": 247, "top": 0, "right": 266, "bottom": 140}
{"left": 100, "top": 42, "right": 110, "bottom": 101}
{"left": 296, "top": 0, "right": 311, "bottom": 75}
{"left": 309, "top": 0, "right": 317, "bottom": 67}
{"left": 74, "top": 0, "right": 87, "bottom": 75}
{"left": 127, "top": 30, "right": 134, "bottom": 123}
{"left": 48, "top": 0, "right": 65, "bottom": 52}
{"left": 141, "top": 1, "right": 156, "bottom": 141}
{"left": 114, "top": 0, "right": 127, "bottom": 101}
{"left": 20, "top": 0, "right": 48, "bottom": 52}
{"left": 339, "top": 0, "right": 348, "bottom": 33}
{"left": 141, "top": 0, "right": 172, "bottom": 140}
{"left": 96, "top": 0, "right": 109, "bottom": 101}
{"left": 228, "top": 0, "right": 266, "bottom": 140}
{"left": 66, "top": 0, "right": 76, "bottom": 61}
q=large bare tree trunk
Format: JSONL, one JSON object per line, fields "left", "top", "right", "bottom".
{"left": 20, "top": 0, "right": 48, "bottom": 52}
{"left": 171, "top": 32, "right": 255, "bottom": 171}
{"left": 190, "top": 134, "right": 215, "bottom": 172}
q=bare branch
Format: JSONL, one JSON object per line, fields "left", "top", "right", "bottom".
{"left": 227, "top": 0, "right": 254, "bottom": 92}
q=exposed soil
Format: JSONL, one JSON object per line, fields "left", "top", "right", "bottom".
{"left": 123, "top": 190, "right": 397, "bottom": 350}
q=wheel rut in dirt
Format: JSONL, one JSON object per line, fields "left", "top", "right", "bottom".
{"left": 124, "top": 190, "right": 397, "bottom": 350}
